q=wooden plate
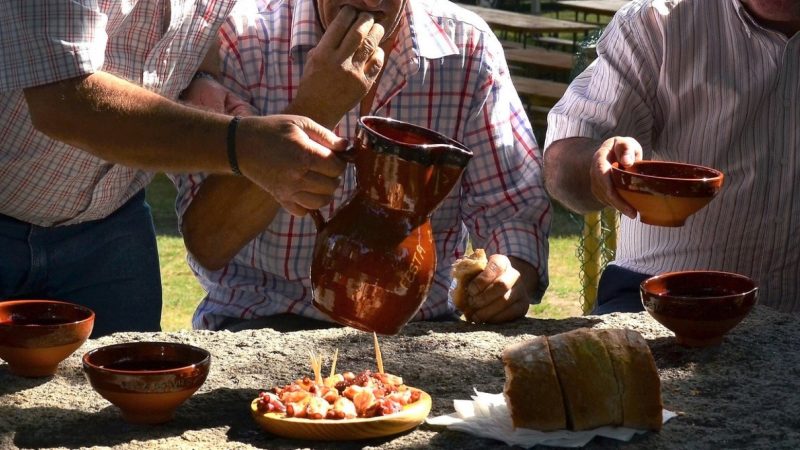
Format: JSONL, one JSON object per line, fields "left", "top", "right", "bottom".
{"left": 250, "top": 390, "right": 432, "bottom": 440}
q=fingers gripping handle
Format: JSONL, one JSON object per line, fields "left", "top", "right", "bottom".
{"left": 310, "top": 143, "right": 357, "bottom": 230}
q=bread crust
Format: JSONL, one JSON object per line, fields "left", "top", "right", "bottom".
{"left": 502, "top": 337, "right": 567, "bottom": 431}
{"left": 599, "top": 329, "right": 663, "bottom": 431}
{"left": 501, "top": 328, "right": 663, "bottom": 432}
{"left": 549, "top": 328, "right": 622, "bottom": 430}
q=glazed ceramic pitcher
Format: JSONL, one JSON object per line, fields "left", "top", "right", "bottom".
{"left": 310, "top": 116, "right": 473, "bottom": 335}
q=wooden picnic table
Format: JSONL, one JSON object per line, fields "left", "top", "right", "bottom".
{"left": 503, "top": 46, "right": 575, "bottom": 73}
{"left": 462, "top": 4, "right": 597, "bottom": 35}
{"left": 557, "top": 0, "right": 629, "bottom": 21}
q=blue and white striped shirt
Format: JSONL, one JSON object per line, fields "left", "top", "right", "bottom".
{"left": 546, "top": 0, "right": 800, "bottom": 313}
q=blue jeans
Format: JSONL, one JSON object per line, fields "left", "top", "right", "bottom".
{"left": 0, "top": 191, "right": 162, "bottom": 337}
{"left": 591, "top": 264, "right": 652, "bottom": 315}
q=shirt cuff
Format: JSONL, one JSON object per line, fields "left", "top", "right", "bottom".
{"left": 482, "top": 219, "right": 550, "bottom": 303}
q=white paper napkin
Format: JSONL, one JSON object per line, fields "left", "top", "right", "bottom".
{"left": 427, "top": 390, "right": 677, "bottom": 448}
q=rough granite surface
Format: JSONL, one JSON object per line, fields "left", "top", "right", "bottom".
{"left": 2, "top": 306, "right": 799, "bottom": 449}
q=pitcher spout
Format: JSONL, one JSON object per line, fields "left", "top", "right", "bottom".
{"left": 354, "top": 116, "right": 473, "bottom": 216}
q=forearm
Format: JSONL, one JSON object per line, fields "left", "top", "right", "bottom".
{"left": 182, "top": 175, "right": 278, "bottom": 270}
{"left": 24, "top": 72, "right": 233, "bottom": 174}
{"left": 181, "top": 87, "right": 343, "bottom": 269}
{"left": 543, "top": 137, "right": 606, "bottom": 214}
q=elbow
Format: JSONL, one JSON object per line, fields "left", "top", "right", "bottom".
{"left": 542, "top": 142, "right": 593, "bottom": 215}
{"left": 25, "top": 90, "right": 65, "bottom": 140}
{"left": 542, "top": 144, "right": 565, "bottom": 204}
{"left": 23, "top": 76, "right": 89, "bottom": 145}
{"left": 181, "top": 222, "right": 235, "bottom": 272}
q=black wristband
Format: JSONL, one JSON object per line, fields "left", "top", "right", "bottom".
{"left": 227, "top": 116, "right": 243, "bottom": 176}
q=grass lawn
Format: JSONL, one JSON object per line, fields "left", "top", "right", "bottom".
{"left": 147, "top": 173, "right": 585, "bottom": 331}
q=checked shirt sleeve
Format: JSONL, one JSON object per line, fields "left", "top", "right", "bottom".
{"left": 0, "top": 0, "right": 107, "bottom": 91}
{"left": 458, "top": 33, "right": 551, "bottom": 302}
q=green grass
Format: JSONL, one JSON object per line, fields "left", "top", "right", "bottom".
{"left": 147, "top": 178, "right": 585, "bottom": 331}
{"left": 146, "top": 175, "right": 204, "bottom": 331}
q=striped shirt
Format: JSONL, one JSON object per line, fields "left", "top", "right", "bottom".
{"left": 545, "top": 0, "right": 800, "bottom": 313}
{"left": 175, "top": 0, "right": 551, "bottom": 330}
{"left": 0, "top": 0, "right": 235, "bottom": 226}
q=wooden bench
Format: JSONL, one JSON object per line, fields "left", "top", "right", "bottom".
{"left": 503, "top": 47, "right": 574, "bottom": 74}
{"left": 511, "top": 76, "right": 569, "bottom": 107}
{"left": 532, "top": 36, "right": 580, "bottom": 52}
{"left": 527, "top": 105, "right": 551, "bottom": 129}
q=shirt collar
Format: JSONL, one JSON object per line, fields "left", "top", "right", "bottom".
{"left": 731, "top": 0, "right": 757, "bottom": 37}
{"left": 289, "top": 0, "right": 460, "bottom": 64}
{"left": 731, "top": 0, "right": 794, "bottom": 40}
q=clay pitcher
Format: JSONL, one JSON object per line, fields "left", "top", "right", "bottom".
{"left": 310, "top": 116, "right": 473, "bottom": 335}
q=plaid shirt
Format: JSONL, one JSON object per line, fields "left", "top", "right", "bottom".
{"left": 175, "top": 0, "right": 551, "bottom": 330}
{"left": 0, "top": 0, "right": 235, "bottom": 226}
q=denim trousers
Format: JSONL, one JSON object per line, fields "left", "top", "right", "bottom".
{"left": 0, "top": 191, "right": 162, "bottom": 337}
{"left": 591, "top": 264, "right": 652, "bottom": 315}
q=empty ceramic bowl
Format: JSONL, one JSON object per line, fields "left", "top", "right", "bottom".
{"left": 82, "top": 341, "right": 211, "bottom": 424}
{"left": 641, "top": 271, "right": 758, "bottom": 347}
{"left": 611, "top": 161, "right": 724, "bottom": 226}
{"left": 0, "top": 300, "right": 95, "bottom": 377}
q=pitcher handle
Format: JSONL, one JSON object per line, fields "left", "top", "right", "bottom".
{"left": 310, "top": 142, "right": 357, "bottom": 230}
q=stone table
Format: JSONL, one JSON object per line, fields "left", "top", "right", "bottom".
{"left": 2, "top": 306, "right": 799, "bottom": 449}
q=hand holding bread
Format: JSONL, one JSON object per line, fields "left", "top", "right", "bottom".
{"left": 451, "top": 249, "right": 534, "bottom": 323}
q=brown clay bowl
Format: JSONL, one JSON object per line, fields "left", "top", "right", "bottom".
{"left": 641, "top": 271, "right": 758, "bottom": 347}
{"left": 82, "top": 342, "right": 211, "bottom": 424}
{"left": 611, "top": 161, "right": 724, "bottom": 226}
{"left": 0, "top": 300, "right": 95, "bottom": 377}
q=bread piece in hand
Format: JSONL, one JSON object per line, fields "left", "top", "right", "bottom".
{"left": 450, "top": 249, "right": 487, "bottom": 314}
{"left": 502, "top": 336, "right": 567, "bottom": 431}
{"left": 598, "top": 329, "right": 663, "bottom": 431}
{"left": 549, "top": 328, "right": 622, "bottom": 431}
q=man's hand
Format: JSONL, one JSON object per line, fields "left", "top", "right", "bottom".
{"left": 235, "top": 115, "right": 348, "bottom": 216}
{"left": 289, "top": 6, "right": 386, "bottom": 128}
{"left": 463, "top": 255, "right": 538, "bottom": 324}
{"left": 589, "top": 136, "right": 643, "bottom": 219}
{"left": 180, "top": 78, "right": 348, "bottom": 217}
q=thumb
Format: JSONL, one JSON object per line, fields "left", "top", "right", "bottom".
{"left": 298, "top": 117, "right": 349, "bottom": 153}
{"left": 614, "top": 136, "right": 643, "bottom": 167}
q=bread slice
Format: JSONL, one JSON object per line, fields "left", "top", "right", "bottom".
{"left": 450, "top": 249, "right": 487, "bottom": 314}
{"left": 598, "top": 329, "right": 663, "bottom": 431}
{"left": 502, "top": 337, "right": 567, "bottom": 431}
{"left": 548, "top": 328, "right": 622, "bottom": 430}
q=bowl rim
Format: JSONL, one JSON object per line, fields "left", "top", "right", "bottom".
{"left": 640, "top": 270, "right": 758, "bottom": 300}
{"left": 611, "top": 160, "right": 724, "bottom": 183}
{"left": 0, "top": 299, "right": 95, "bottom": 328}
{"left": 82, "top": 341, "right": 211, "bottom": 375}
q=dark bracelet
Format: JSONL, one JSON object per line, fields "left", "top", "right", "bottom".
{"left": 227, "top": 116, "right": 243, "bottom": 176}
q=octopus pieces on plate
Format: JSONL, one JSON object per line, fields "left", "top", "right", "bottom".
{"left": 256, "top": 370, "right": 422, "bottom": 419}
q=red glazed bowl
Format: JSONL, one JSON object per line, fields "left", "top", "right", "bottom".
{"left": 82, "top": 342, "right": 211, "bottom": 424}
{"left": 0, "top": 300, "right": 95, "bottom": 377}
{"left": 611, "top": 161, "right": 724, "bottom": 226}
{"left": 641, "top": 271, "right": 757, "bottom": 347}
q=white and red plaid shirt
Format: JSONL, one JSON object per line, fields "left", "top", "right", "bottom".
{"left": 0, "top": 0, "right": 235, "bottom": 226}
{"left": 175, "top": 0, "right": 551, "bottom": 330}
